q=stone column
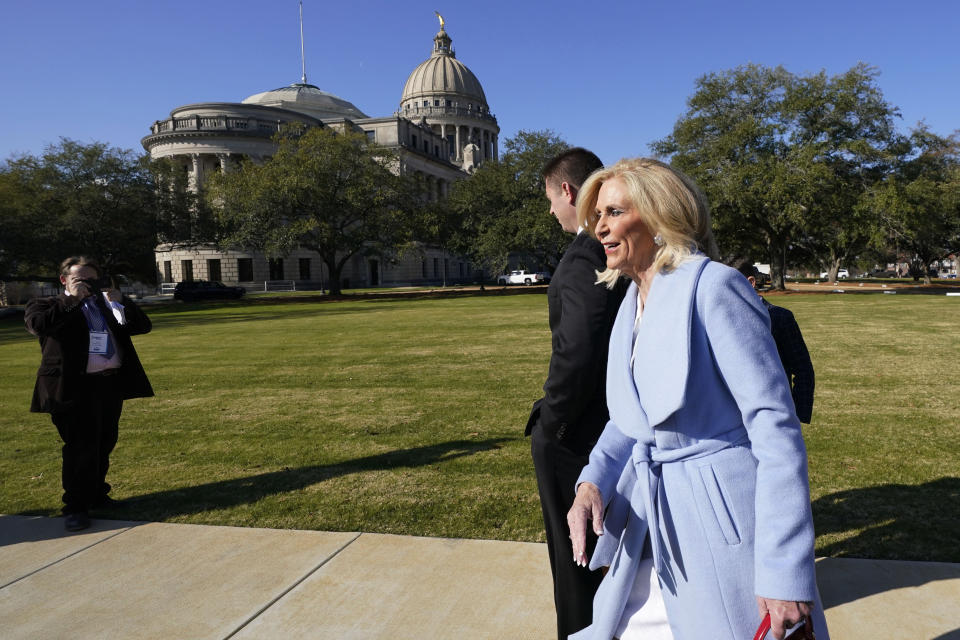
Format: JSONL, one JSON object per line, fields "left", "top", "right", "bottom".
{"left": 455, "top": 125, "right": 461, "bottom": 162}
{"left": 217, "top": 153, "right": 230, "bottom": 173}
{"left": 189, "top": 154, "right": 202, "bottom": 193}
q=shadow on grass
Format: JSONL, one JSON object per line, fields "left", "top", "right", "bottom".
{"left": 813, "top": 477, "right": 960, "bottom": 563}
{"left": 813, "top": 477, "right": 960, "bottom": 612}
{"left": 28, "top": 437, "right": 512, "bottom": 524}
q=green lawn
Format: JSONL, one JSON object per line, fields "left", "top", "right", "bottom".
{"left": 1, "top": 291, "right": 957, "bottom": 561}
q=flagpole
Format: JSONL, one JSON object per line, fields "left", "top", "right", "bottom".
{"left": 299, "top": 1, "right": 307, "bottom": 84}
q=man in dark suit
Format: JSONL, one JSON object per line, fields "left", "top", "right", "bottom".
{"left": 736, "top": 261, "right": 815, "bottom": 423}
{"left": 526, "top": 148, "right": 625, "bottom": 639}
{"left": 25, "top": 256, "right": 154, "bottom": 531}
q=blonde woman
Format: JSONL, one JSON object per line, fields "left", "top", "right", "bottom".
{"left": 566, "top": 158, "right": 828, "bottom": 640}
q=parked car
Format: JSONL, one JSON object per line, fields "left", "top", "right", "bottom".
{"left": 819, "top": 269, "right": 849, "bottom": 279}
{"left": 173, "top": 281, "right": 246, "bottom": 301}
{"left": 870, "top": 269, "right": 898, "bottom": 278}
{"left": 497, "top": 270, "right": 549, "bottom": 285}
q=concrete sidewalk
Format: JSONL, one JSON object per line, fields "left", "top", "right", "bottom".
{"left": 1, "top": 515, "right": 958, "bottom": 639}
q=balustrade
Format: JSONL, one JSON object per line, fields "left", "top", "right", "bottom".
{"left": 149, "top": 115, "right": 284, "bottom": 136}
{"left": 400, "top": 104, "right": 497, "bottom": 122}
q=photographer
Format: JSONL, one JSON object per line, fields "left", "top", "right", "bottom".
{"left": 25, "top": 256, "right": 153, "bottom": 531}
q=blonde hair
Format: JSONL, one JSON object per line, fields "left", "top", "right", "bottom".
{"left": 576, "top": 157, "right": 718, "bottom": 288}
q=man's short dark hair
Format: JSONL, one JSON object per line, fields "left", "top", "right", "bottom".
{"left": 59, "top": 256, "right": 101, "bottom": 278}
{"left": 734, "top": 258, "right": 759, "bottom": 280}
{"left": 542, "top": 147, "right": 603, "bottom": 191}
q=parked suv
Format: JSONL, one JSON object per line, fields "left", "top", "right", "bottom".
{"left": 173, "top": 281, "right": 245, "bottom": 301}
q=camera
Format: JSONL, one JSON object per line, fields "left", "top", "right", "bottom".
{"left": 79, "top": 277, "right": 108, "bottom": 296}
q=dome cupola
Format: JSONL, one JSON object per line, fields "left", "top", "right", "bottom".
{"left": 400, "top": 25, "right": 489, "bottom": 110}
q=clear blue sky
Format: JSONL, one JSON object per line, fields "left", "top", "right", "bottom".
{"left": 1, "top": 0, "right": 957, "bottom": 166}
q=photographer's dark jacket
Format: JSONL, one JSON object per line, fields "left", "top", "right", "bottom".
{"left": 25, "top": 293, "right": 154, "bottom": 413}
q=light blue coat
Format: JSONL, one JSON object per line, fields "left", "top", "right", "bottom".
{"left": 571, "top": 256, "right": 829, "bottom": 640}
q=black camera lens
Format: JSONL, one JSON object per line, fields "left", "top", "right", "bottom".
{"left": 80, "top": 278, "right": 105, "bottom": 290}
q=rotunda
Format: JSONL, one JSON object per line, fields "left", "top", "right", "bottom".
{"left": 143, "top": 18, "right": 495, "bottom": 290}
{"left": 243, "top": 82, "right": 369, "bottom": 121}
{"left": 399, "top": 25, "right": 498, "bottom": 170}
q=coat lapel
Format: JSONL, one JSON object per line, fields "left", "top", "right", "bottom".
{"left": 609, "top": 256, "right": 709, "bottom": 432}
{"left": 606, "top": 280, "right": 650, "bottom": 440}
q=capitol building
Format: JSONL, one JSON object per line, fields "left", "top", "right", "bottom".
{"left": 143, "top": 22, "right": 498, "bottom": 289}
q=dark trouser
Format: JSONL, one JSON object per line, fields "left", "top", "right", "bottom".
{"left": 50, "top": 374, "right": 123, "bottom": 514}
{"left": 531, "top": 424, "right": 603, "bottom": 640}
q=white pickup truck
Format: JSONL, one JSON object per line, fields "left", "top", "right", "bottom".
{"left": 497, "top": 270, "right": 549, "bottom": 286}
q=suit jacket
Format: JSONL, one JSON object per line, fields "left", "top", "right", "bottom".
{"left": 572, "top": 257, "right": 828, "bottom": 640}
{"left": 525, "top": 232, "right": 625, "bottom": 455}
{"left": 25, "top": 293, "right": 154, "bottom": 413}
{"left": 764, "top": 299, "right": 815, "bottom": 423}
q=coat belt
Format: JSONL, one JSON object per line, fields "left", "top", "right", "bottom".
{"left": 591, "top": 426, "right": 750, "bottom": 590}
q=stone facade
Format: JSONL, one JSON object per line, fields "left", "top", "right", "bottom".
{"left": 143, "top": 23, "right": 496, "bottom": 289}
{"left": 155, "top": 244, "right": 478, "bottom": 289}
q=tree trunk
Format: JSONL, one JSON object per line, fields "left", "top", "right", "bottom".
{"left": 767, "top": 234, "right": 787, "bottom": 291}
{"left": 771, "top": 239, "right": 788, "bottom": 290}
{"left": 827, "top": 254, "right": 843, "bottom": 283}
{"left": 325, "top": 258, "right": 343, "bottom": 296}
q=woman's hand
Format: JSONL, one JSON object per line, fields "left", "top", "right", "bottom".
{"left": 567, "top": 482, "right": 604, "bottom": 567}
{"left": 757, "top": 597, "right": 813, "bottom": 639}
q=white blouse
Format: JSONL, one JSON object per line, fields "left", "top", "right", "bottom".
{"left": 618, "top": 288, "right": 675, "bottom": 640}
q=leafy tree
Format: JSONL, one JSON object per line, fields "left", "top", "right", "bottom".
{"left": 789, "top": 65, "right": 902, "bottom": 281}
{"left": 206, "top": 126, "right": 415, "bottom": 295}
{"left": 868, "top": 127, "right": 960, "bottom": 283}
{"left": 0, "top": 138, "right": 159, "bottom": 283}
{"left": 151, "top": 157, "right": 217, "bottom": 247}
{"left": 411, "top": 198, "right": 460, "bottom": 286}
{"left": 652, "top": 64, "right": 900, "bottom": 287}
{"left": 444, "top": 130, "right": 569, "bottom": 282}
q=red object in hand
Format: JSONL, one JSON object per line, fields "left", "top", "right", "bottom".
{"left": 753, "top": 612, "right": 815, "bottom": 640}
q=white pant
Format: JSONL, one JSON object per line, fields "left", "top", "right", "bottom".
{"left": 614, "top": 556, "right": 674, "bottom": 640}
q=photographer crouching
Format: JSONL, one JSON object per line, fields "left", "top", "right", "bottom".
{"left": 25, "top": 256, "right": 154, "bottom": 531}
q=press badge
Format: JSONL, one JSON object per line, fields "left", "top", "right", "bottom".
{"left": 88, "top": 332, "right": 110, "bottom": 354}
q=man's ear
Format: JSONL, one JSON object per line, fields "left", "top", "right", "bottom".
{"left": 561, "top": 181, "right": 577, "bottom": 205}
{"left": 59, "top": 274, "right": 68, "bottom": 286}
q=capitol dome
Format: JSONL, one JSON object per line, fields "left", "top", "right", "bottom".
{"left": 243, "top": 82, "right": 369, "bottom": 121}
{"left": 400, "top": 28, "right": 488, "bottom": 110}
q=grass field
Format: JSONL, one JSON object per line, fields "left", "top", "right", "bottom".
{"left": 1, "top": 290, "right": 958, "bottom": 561}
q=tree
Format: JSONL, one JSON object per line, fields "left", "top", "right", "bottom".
{"left": 0, "top": 138, "right": 159, "bottom": 283}
{"left": 206, "top": 126, "right": 415, "bottom": 295}
{"left": 151, "top": 157, "right": 217, "bottom": 248}
{"left": 789, "top": 65, "right": 902, "bottom": 281}
{"left": 868, "top": 127, "right": 960, "bottom": 283}
{"left": 652, "top": 64, "right": 901, "bottom": 288}
{"left": 443, "top": 130, "right": 569, "bottom": 282}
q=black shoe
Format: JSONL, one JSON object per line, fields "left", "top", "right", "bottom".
{"left": 64, "top": 512, "right": 91, "bottom": 532}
